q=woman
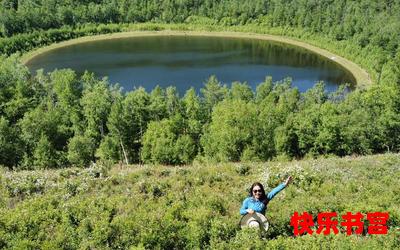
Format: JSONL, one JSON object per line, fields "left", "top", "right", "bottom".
{"left": 240, "top": 176, "right": 293, "bottom": 215}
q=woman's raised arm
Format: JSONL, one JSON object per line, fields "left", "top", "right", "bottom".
{"left": 266, "top": 176, "right": 292, "bottom": 200}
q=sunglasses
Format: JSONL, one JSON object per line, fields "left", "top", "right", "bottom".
{"left": 252, "top": 189, "right": 262, "bottom": 193}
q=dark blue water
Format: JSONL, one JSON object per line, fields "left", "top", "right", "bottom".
{"left": 26, "top": 35, "right": 355, "bottom": 93}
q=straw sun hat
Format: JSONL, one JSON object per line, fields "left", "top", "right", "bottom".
{"left": 239, "top": 212, "right": 269, "bottom": 232}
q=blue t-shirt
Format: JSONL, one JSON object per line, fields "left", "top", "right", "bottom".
{"left": 239, "top": 183, "right": 286, "bottom": 215}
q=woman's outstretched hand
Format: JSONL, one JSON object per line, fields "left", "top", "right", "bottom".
{"left": 284, "top": 176, "right": 293, "bottom": 186}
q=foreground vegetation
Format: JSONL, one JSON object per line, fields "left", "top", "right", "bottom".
{"left": 0, "top": 154, "right": 399, "bottom": 249}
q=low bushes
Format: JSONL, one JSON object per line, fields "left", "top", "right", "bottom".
{"left": 0, "top": 154, "right": 399, "bottom": 248}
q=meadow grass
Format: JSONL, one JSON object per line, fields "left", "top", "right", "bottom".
{"left": 1, "top": 153, "right": 399, "bottom": 249}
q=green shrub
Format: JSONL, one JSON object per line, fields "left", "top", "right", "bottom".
{"left": 0, "top": 154, "right": 399, "bottom": 248}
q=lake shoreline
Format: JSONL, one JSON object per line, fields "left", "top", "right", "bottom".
{"left": 21, "top": 30, "right": 371, "bottom": 88}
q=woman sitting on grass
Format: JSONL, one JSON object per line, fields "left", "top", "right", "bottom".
{"left": 240, "top": 176, "right": 293, "bottom": 215}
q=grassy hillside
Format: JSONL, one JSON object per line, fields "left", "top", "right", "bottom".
{"left": 1, "top": 154, "right": 399, "bottom": 249}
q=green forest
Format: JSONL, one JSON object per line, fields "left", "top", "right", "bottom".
{"left": 1, "top": 57, "right": 399, "bottom": 168}
{"left": 1, "top": 0, "right": 400, "bottom": 249}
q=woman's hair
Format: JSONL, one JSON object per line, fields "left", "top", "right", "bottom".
{"left": 248, "top": 182, "right": 269, "bottom": 205}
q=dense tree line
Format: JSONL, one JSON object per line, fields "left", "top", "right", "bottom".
{"left": 0, "top": 0, "right": 400, "bottom": 168}
{"left": 0, "top": 55, "right": 399, "bottom": 168}
{"left": 0, "top": 0, "right": 399, "bottom": 85}
{"left": 0, "top": 24, "right": 123, "bottom": 56}
{"left": 1, "top": 0, "right": 399, "bottom": 52}
{"left": 1, "top": 0, "right": 399, "bottom": 84}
